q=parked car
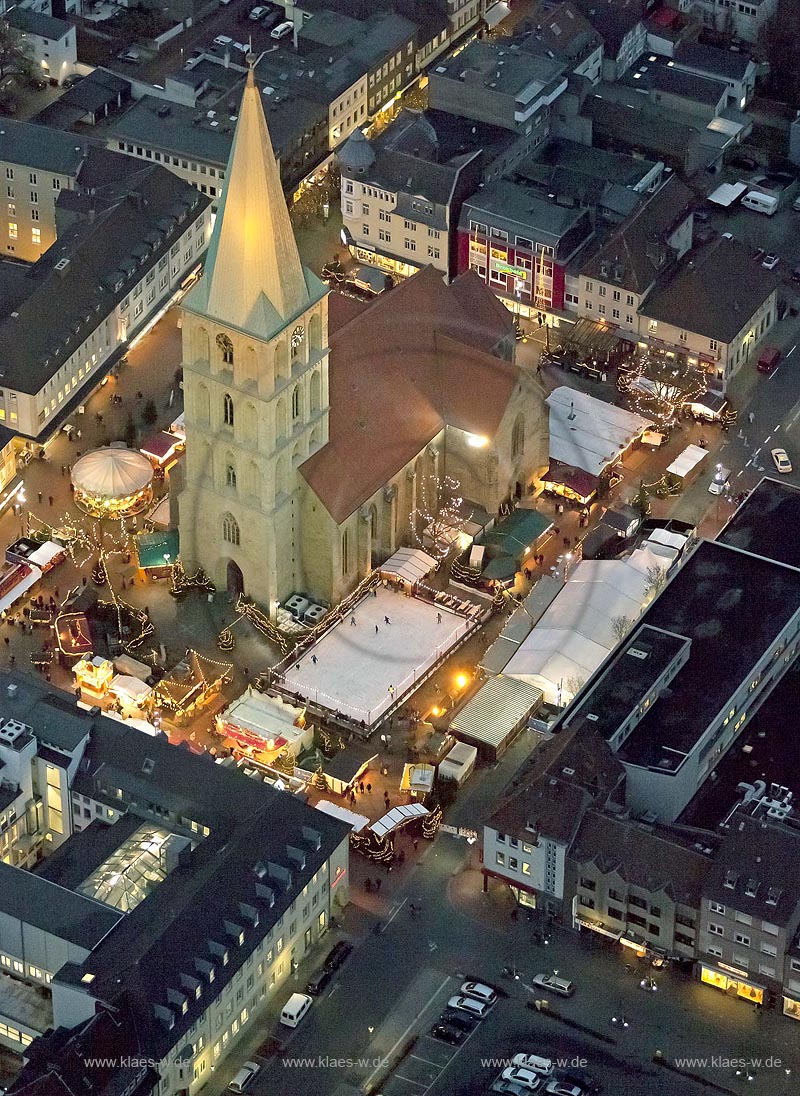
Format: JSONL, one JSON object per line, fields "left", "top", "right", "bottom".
{"left": 271, "top": 19, "right": 293, "bottom": 38}
{"left": 531, "top": 973, "right": 575, "bottom": 997}
{"left": 447, "top": 994, "right": 490, "bottom": 1018}
{"left": 511, "top": 1054, "right": 554, "bottom": 1077}
{"left": 213, "top": 34, "right": 233, "bottom": 46}
{"left": 304, "top": 965, "right": 334, "bottom": 996}
{"left": 490, "top": 1080, "right": 533, "bottom": 1096}
{"left": 708, "top": 466, "right": 731, "bottom": 495}
{"left": 261, "top": 9, "right": 283, "bottom": 29}
{"left": 430, "top": 1022, "right": 464, "bottom": 1045}
{"left": 440, "top": 1008, "right": 477, "bottom": 1032}
{"left": 544, "top": 1082, "right": 583, "bottom": 1096}
{"left": 762, "top": 253, "right": 780, "bottom": 270}
{"left": 460, "top": 980, "right": 497, "bottom": 1005}
{"left": 228, "top": 1062, "right": 260, "bottom": 1092}
{"left": 772, "top": 448, "right": 793, "bottom": 474}
{"left": 501, "top": 1067, "right": 543, "bottom": 1092}
{"left": 117, "top": 49, "right": 142, "bottom": 63}
{"left": 324, "top": 940, "right": 353, "bottom": 971}
{"left": 556, "top": 1066, "right": 601, "bottom": 1092}
{"left": 249, "top": 5, "right": 267, "bottom": 17}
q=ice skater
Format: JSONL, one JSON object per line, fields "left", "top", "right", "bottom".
{"left": 384, "top": 615, "right": 391, "bottom": 625}
{"left": 311, "top": 654, "right": 318, "bottom": 665}
{"left": 437, "top": 612, "right": 442, "bottom": 624}
{"left": 375, "top": 624, "right": 379, "bottom": 634}
{"left": 350, "top": 615, "right": 357, "bottom": 626}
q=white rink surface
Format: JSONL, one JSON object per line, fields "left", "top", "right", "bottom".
{"left": 280, "top": 587, "right": 470, "bottom": 724}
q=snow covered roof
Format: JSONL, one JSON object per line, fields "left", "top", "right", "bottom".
{"left": 547, "top": 386, "right": 652, "bottom": 476}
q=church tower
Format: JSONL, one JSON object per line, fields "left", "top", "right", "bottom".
{"left": 178, "top": 66, "right": 329, "bottom": 609}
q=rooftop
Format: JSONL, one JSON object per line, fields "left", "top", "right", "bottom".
{"left": 0, "top": 119, "right": 89, "bottom": 175}
{"left": 0, "top": 674, "right": 95, "bottom": 751}
{"left": 581, "top": 174, "right": 694, "bottom": 292}
{"left": 4, "top": 7, "right": 72, "bottom": 41}
{"left": 431, "top": 39, "right": 567, "bottom": 99}
{"left": 616, "top": 541, "right": 800, "bottom": 772}
{"left": 300, "top": 267, "right": 517, "bottom": 523}
{"left": 574, "top": 0, "right": 645, "bottom": 52}
{"left": 641, "top": 236, "right": 781, "bottom": 344}
{"left": 717, "top": 478, "right": 800, "bottom": 568}
{"left": 0, "top": 862, "right": 121, "bottom": 950}
{"left": 515, "top": 137, "right": 658, "bottom": 198}
{"left": 563, "top": 625, "right": 691, "bottom": 744}
{"left": 625, "top": 57, "right": 729, "bottom": 106}
{"left": 673, "top": 41, "right": 754, "bottom": 81}
{"left": 518, "top": 1, "right": 600, "bottom": 63}
{"left": 460, "top": 180, "right": 592, "bottom": 257}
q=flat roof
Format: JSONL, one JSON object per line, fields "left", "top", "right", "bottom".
{"left": 717, "top": 478, "right": 800, "bottom": 569}
{"left": 563, "top": 625, "right": 690, "bottom": 743}
{"left": 0, "top": 862, "right": 121, "bottom": 949}
{"left": 617, "top": 541, "right": 800, "bottom": 771}
{"left": 450, "top": 676, "right": 543, "bottom": 748}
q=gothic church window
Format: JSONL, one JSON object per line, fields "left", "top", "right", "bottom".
{"left": 216, "top": 333, "right": 234, "bottom": 365}
{"left": 223, "top": 393, "right": 234, "bottom": 427}
{"left": 342, "top": 528, "right": 351, "bottom": 574}
{"left": 222, "top": 513, "right": 240, "bottom": 546}
{"left": 226, "top": 464, "right": 237, "bottom": 488}
{"left": 291, "top": 385, "right": 301, "bottom": 421}
{"left": 512, "top": 414, "right": 525, "bottom": 460}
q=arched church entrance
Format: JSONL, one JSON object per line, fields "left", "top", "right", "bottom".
{"left": 226, "top": 560, "right": 245, "bottom": 597}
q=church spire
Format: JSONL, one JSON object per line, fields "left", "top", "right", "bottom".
{"left": 198, "top": 61, "right": 309, "bottom": 336}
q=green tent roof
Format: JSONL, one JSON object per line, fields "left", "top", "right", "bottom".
{"left": 481, "top": 509, "right": 552, "bottom": 561}
{"left": 136, "top": 529, "right": 179, "bottom": 569}
{"left": 482, "top": 554, "right": 518, "bottom": 580}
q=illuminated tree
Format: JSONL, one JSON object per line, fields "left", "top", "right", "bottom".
{"left": 617, "top": 353, "right": 705, "bottom": 427}
{"left": 410, "top": 472, "right": 465, "bottom": 561}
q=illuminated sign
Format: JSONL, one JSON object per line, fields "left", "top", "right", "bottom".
{"left": 331, "top": 865, "right": 347, "bottom": 889}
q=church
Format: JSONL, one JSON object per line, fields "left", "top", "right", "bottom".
{"left": 178, "top": 67, "right": 548, "bottom": 613}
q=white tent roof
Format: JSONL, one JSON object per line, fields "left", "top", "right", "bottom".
{"left": 370, "top": 801, "right": 428, "bottom": 837}
{"left": 314, "top": 800, "right": 370, "bottom": 833}
{"left": 220, "top": 687, "right": 305, "bottom": 740}
{"left": 451, "top": 675, "right": 543, "bottom": 749}
{"left": 666, "top": 444, "right": 707, "bottom": 479}
{"left": 504, "top": 549, "right": 663, "bottom": 703}
{"left": 71, "top": 447, "right": 153, "bottom": 499}
{"left": 110, "top": 674, "right": 152, "bottom": 703}
{"left": 379, "top": 547, "right": 437, "bottom": 584}
{"left": 547, "top": 387, "right": 652, "bottom": 475}
{"left": 150, "top": 496, "right": 171, "bottom": 528}
{"left": 27, "top": 541, "right": 65, "bottom": 568}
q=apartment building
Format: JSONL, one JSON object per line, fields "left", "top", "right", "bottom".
{"left": 575, "top": 0, "right": 647, "bottom": 79}
{"left": 519, "top": 1, "right": 603, "bottom": 85}
{"left": 0, "top": 161, "right": 210, "bottom": 454}
{"left": 691, "top": 0, "right": 778, "bottom": 43}
{"left": 0, "top": 122, "right": 92, "bottom": 263}
{"left": 459, "top": 180, "right": 594, "bottom": 317}
{"left": 0, "top": 679, "right": 350, "bottom": 1092}
{"left": 577, "top": 175, "right": 694, "bottom": 328}
{"left": 698, "top": 792, "right": 800, "bottom": 1012}
{"left": 671, "top": 41, "right": 758, "bottom": 108}
{"left": 4, "top": 7, "right": 76, "bottom": 86}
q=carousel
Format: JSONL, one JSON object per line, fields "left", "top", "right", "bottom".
{"left": 71, "top": 447, "right": 154, "bottom": 518}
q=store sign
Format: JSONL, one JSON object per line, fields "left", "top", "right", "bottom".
{"left": 440, "top": 824, "right": 478, "bottom": 840}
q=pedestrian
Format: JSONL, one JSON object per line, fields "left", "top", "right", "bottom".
{"left": 375, "top": 624, "right": 379, "bottom": 634}
{"left": 375, "top": 877, "right": 382, "bottom": 892}
{"left": 384, "top": 615, "right": 391, "bottom": 625}
{"left": 3, "top": 637, "right": 8, "bottom": 647}
{"left": 61, "top": 465, "right": 65, "bottom": 477}
{"left": 76, "top": 430, "right": 81, "bottom": 440}
{"left": 410, "top": 903, "right": 416, "bottom": 918}
{"left": 398, "top": 849, "right": 405, "bottom": 866}
{"left": 350, "top": 614, "right": 357, "bottom": 626}
{"left": 372, "top": 587, "right": 378, "bottom": 597}
{"left": 365, "top": 878, "right": 372, "bottom": 892}
{"left": 413, "top": 838, "right": 418, "bottom": 850}
{"left": 437, "top": 612, "right": 442, "bottom": 624}
{"left": 748, "top": 411, "right": 755, "bottom": 424}
{"left": 9, "top": 655, "right": 15, "bottom": 667}
{"left": 366, "top": 782, "right": 372, "bottom": 793}
{"left": 311, "top": 654, "right": 318, "bottom": 665}
{"left": 359, "top": 781, "right": 365, "bottom": 794}
{"left": 82, "top": 575, "right": 87, "bottom": 586}
{"left": 48, "top": 496, "right": 53, "bottom": 507}
{"left": 122, "top": 577, "right": 126, "bottom": 590}
{"left": 37, "top": 491, "right": 42, "bottom": 504}
{"left": 137, "top": 391, "right": 143, "bottom": 400}
{"left": 243, "top": 667, "right": 250, "bottom": 679}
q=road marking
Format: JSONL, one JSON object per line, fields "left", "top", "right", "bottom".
{"left": 775, "top": 424, "right": 782, "bottom": 432}
{"left": 385, "top": 897, "right": 408, "bottom": 926}
{"left": 736, "top": 470, "right": 743, "bottom": 478}
{"left": 788, "top": 400, "right": 800, "bottom": 429}
{"left": 765, "top": 435, "right": 772, "bottom": 444}
{"left": 362, "top": 974, "right": 451, "bottom": 1092}
{"left": 752, "top": 448, "right": 761, "bottom": 461}
{"left": 392, "top": 1075, "right": 427, "bottom": 1088}
{"left": 409, "top": 1051, "right": 447, "bottom": 1067}
{"left": 788, "top": 344, "right": 797, "bottom": 358}
{"left": 327, "top": 984, "right": 340, "bottom": 999}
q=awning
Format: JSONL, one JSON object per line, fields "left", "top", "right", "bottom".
{"left": 484, "top": 1, "right": 511, "bottom": 27}
{"left": 370, "top": 802, "right": 428, "bottom": 838}
{"left": 542, "top": 464, "right": 598, "bottom": 498}
{"left": 136, "top": 529, "right": 179, "bottom": 569}
{"left": 557, "top": 317, "right": 619, "bottom": 356}
{"left": 481, "top": 509, "right": 552, "bottom": 561}
{"left": 140, "top": 431, "right": 182, "bottom": 464}
{"left": 450, "top": 676, "right": 543, "bottom": 750}
{"left": 379, "top": 547, "right": 437, "bottom": 584}
{"left": 694, "top": 390, "right": 727, "bottom": 414}
{"left": 482, "top": 554, "right": 517, "bottom": 580}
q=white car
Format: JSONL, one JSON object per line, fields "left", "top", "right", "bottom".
{"left": 762, "top": 254, "right": 779, "bottom": 270}
{"left": 501, "top": 1067, "right": 542, "bottom": 1092}
{"left": 544, "top": 1083, "right": 582, "bottom": 1096}
{"left": 772, "top": 447, "right": 793, "bottom": 474}
{"left": 232, "top": 41, "right": 250, "bottom": 54}
{"left": 511, "top": 1053, "right": 554, "bottom": 1077}
{"left": 531, "top": 973, "right": 575, "bottom": 997}
{"left": 271, "top": 19, "right": 293, "bottom": 38}
{"left": 213, "top": 34, "right": 233, "bottom": 46}
{"left": 460, "top": 980, "right": 497, "bottom": 1005}
{"left": 249, "top": 5, "right": 267, "bottom": 18}
{"left": 446, "top": 994, "right": 489, "bottom": 1018}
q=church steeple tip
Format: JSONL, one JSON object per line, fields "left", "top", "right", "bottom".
{"left": 196, "top": 63, "right": 310, "bottom": 338}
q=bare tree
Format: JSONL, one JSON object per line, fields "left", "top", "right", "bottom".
{"left": 645, "top": 564, "right": 669, "bottom": 598}
{"left": 611, "top": 615, "right": 634, "bottom": 643}
{"left": 410, "top": 472, "right": 466, "bottom": 561}
{"left": 0, "top": 22, "right": 34, "bottom": 83}
{"left": 618, "top": 353, "right": 706, "bottom": 427}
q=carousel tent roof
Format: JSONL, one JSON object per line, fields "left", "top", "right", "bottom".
{"left": 71, "top": 447, "right": 154, "bottom": 499}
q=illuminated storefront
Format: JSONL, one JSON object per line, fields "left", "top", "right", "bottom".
{"left": 700, "top": 963, "right": 764, "bottom": 1005}
{"left": 783, "top": 994, "right": 800, "bottom": 1020}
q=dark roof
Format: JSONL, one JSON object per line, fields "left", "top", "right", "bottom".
{"left": 563, "top": 625, "right": 691, "bottom": 745}
{"left": 300, "top": 267, "right": 517, "bottom": 523}
{"left": 718, "top": 478, "right": 800, "bottom": 568}
{"left": 582, "top": 94, "right": 705, "bottom": 167}
{"left": 0, "top": 861, "right": 121, "bottom": 948}
{"left": 674, "top": 41, "right": 754, "bottom": 81}
{"left": 570, "top": 809, "right": 713, "bottom": 905}
{"left": 581, "top": 174, "right": 694, "bottom": 292}
{"left": 0, "top": 163, "right": 208, "bottom": 396}
{"left": 641, "top": 237, "right": 780, "bottom": 344}
{"left": 323, "top": 741, "right": 380, "bottom": 782}
{"left": 704, "top": 807, "right": 800, "bottom": 926}
{"left": 0, "top": 119, "right": 89, "bottom": 174}
{"left": 626, "top": 63, "right": 728, "bottom": 107}
{"left": 460, "top": 179, "right": 592, "bottom": 258}
{"left": 4, "top": 7, "right": 72, "bottom": 40}
{"left": 574, "top": 0, "right": 644, "bottom": 52}
{"left": 0, "top": 673, "right": 95, "bottom": 750}
{"left": 519, "top": 1, "right": 600, "bottom": 63}
{"left": 617, "top": 541, "right": 800, "bottom": 772}
{"left": 516, "top": 137, "right": 657, "bottom": 195}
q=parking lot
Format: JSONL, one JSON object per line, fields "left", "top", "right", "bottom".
{"left": 699, "top": 190, "right": 800, "bottom": 288}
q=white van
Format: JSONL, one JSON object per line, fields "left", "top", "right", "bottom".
{"left": 741, "top": 191, "right": 778, "bottom": 216}
{"left": 280, "top": 991, "right": 313, "bottom": 1027}
{"left": 271, "top": 20, "right": 293, "bottom": 39}
{"left": 228, "top": 1061, "right": 260, "bottom": 1092}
